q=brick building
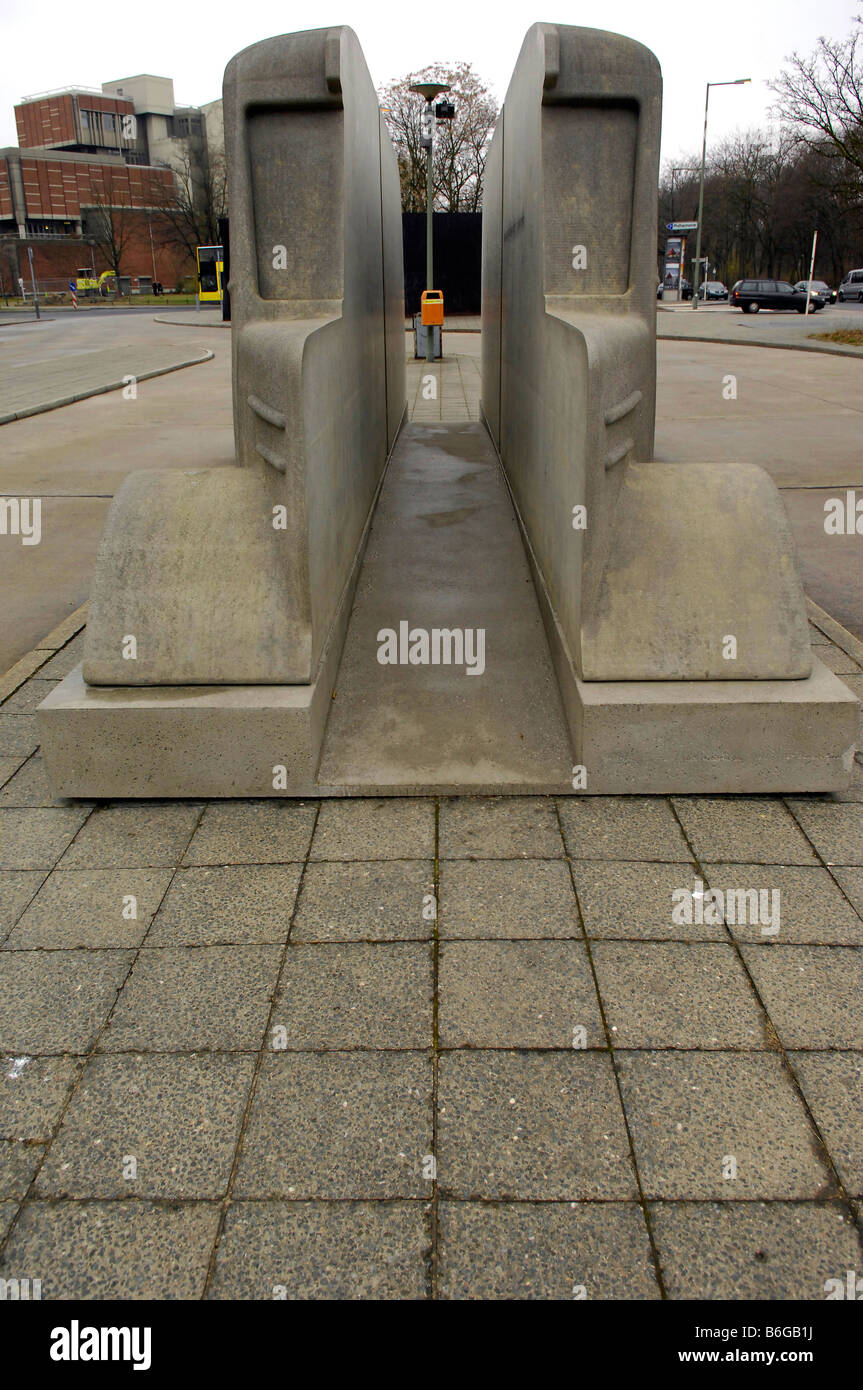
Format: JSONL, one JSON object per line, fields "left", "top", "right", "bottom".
{"left": 0, "top": 76, "right": 222, "bottom": 296}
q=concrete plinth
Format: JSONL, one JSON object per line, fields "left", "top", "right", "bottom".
{"left": 570, "top": 664, "right": 859, "bottom": 794}
{"left": 38, "top": 655, "right": 858, "bottom": 798}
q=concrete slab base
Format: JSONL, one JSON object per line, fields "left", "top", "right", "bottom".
{"left": 38, "top": 655, "right": 859, "bottom": 798}
{"left": 570, "top": 661, "right": 860, "bottom": 793}
{"left": 38, "top": 666, "right": 330, "bottom": 799}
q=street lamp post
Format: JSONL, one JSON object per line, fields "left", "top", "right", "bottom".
{"left": 692, "top": 78, "right": 750, "bottom": 309}
{"left": 408, "top": 82, "right": 451, "bottom": 294}
{"left": 409, "top": 81, "right": 453, "bottom": 361}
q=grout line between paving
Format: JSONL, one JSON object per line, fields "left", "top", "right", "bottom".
{"left": 0, "top": 799, "right": 206, "bottom": 1264}
{"left": 667, "top": 795, "right": 863, "bottom": 1246}
{"left": 200, "top": 801, "right": 323, "bottom": 1298}
{"left": 553, "top": 797, "right": 668, "bottom": 1299}
{"left": 429, "top": 798, "right": 441, "bottom": 1298}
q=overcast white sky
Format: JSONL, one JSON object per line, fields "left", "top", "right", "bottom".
{"left": 1, "top": 0, "right": 859, "bottom": 164}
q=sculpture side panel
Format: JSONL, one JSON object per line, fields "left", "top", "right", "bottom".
{"left": 479, "top": 108, "right": 503, "bottom": 449}
{"left": 380, "top": 111, "right": 408, "bottom": 453}
{"left": 83, "top": 26, "right": 402, "bottom": 687}
{"left": 488, "top": 21, "right": 812, "bottom": 683}
{"left": 227, "top": 25, "right": 393, "bottom": 680}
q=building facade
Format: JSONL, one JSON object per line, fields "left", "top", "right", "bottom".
{"left": 0, "top": 75, "right": 224, "bottom": 296}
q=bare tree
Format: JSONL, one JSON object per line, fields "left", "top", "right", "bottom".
{"left": 657, "top": 125, "right": 860, "bottom": 287}
{"left": 80, "top": 165, "right": 138, "bottom": 286}
{"left": 150, "top": 139, "right": 228, "bottom": 262}
{"left": 770, "top": 17, "right": 863, "bottom": 199}
{"left": 379, "top": 63, "right": 499, "bottom": 212}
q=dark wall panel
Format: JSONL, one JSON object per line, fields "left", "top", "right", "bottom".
{"left": 402, "top": 211, "right": 482, "bottom": 315}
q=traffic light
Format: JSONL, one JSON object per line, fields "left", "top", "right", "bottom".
{"left": 435, "top": 100, "right": 455, "bottom": 121}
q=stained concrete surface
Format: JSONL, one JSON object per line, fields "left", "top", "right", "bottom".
{"left": 317, "top": 421, "right": 573, "bottom": 790}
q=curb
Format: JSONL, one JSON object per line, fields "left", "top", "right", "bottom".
{"left": 657, "top": 329, "right": 863, "bottom": 360}
{"left": 806, "top": 598, "right": 863, "bottom": 666}
{"left": 153, "top": 314, "right": 228, "bottom": 329}
{"left": 0, "top": 350, "right": 215, "bottom": 425}
{"left": 0, "top": 603, "right": 88, "bottom": 704}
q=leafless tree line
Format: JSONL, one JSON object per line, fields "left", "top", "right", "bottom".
{"left": 662, "top": 18, "right": 863, "bottom": 285}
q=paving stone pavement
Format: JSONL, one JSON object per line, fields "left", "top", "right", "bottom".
{"left": 0, "top": 344, "right": 213, "bottom": 423}
{"left": 0, "top": 624, "right": 861, "bottom": 1299}
{"left": 406, "top": 334, "right": 481, "bottom": 422}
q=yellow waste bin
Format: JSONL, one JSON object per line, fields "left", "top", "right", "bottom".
{"left": 420, "top": 290, "right": 444, "bottom": 326}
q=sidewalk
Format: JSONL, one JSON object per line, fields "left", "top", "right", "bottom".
{"left": 407, "top": 336, "right": 481, "bottom": 421}
{"left": 0, "top": 344, "right": 214, "bottom": 424}
{"left": 0, "top": 609, "right": 861, "bottom": 1298}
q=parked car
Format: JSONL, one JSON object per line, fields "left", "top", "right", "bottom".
{"left": 697, "top": 280, "right": 728, "bottom": 300}
{"left": 838, "top": 269, "right": 863, "bottom": 302}
{"left": 657, "top": 279, "right": 692, "bottom": 300}
{"left": 793, "top": 279, "right": 837, "bottom": 304}
{"left": 729, "top": 279, "right": 826, "bottom": 313}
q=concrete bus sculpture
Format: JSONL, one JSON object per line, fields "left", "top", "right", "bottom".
{"left": 38, "top": 23, "right": 859, "bottom": 795}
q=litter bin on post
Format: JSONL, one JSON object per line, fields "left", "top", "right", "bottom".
{"left": 414, "top": 289, "right": 443, "bottom": 360}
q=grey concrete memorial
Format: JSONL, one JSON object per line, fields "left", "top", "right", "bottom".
{"left": 39, "top": 22, "right": 859, "bottom": 796}
{"left": 40, "top": 26, "right": 408, "bottom": 795}
{"left": 480, "top": 22, "right": 859, "bottom": 790}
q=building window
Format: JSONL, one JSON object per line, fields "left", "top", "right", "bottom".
{"left": 103, "top": 112, "right": 115, "bottom": 135}
{"left": 80, "top": 109, "right": 105, "bottom": 144}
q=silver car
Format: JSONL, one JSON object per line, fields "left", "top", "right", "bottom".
{"left": 838, "top": 269, "right": 863, "bottom": 302}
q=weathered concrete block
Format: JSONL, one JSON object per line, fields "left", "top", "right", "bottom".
{"left": 82, "top": 26, "right": 405, "bottom": 688}
{"left": 481, "top": 23, "right": 811, "bottom": 683}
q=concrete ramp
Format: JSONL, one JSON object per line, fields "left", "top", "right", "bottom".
{"left": 318, "top": 423, "right": 572, "bottom": 792}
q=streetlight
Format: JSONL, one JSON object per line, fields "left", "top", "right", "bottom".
{"left": 692, "top": 78, "right": 751, "bottom": 309}
{"left": 408, "top": 81, "right": 451, "bottom": 299}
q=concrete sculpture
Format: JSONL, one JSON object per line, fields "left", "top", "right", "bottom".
{"left": 39, "top": 26, "right": 408, "bottom": 794}
{"left": 38, "top": 23, "right": 858, "bottom": 795}
{"left": 481, "top": 22, "right": 858, "bottom": 789}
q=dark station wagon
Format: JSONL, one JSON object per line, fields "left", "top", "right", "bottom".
{"left": 730, "top": 279, "right": 826, "bottom": 313}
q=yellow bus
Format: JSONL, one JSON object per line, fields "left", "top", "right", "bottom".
{"left": 196, "top": 245, "right": 223, "bottom": 302}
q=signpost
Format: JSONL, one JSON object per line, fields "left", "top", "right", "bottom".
{"left": 804, "top": 229, "right": 818, "bottom": 317}
{"left": 27, "top": 246, "right": 40, "bottom": 320}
